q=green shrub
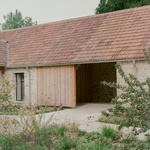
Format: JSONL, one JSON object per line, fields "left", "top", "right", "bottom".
{"left": 0, "top": 133, "right": 50, "bottom": 150}
{"left": 1, "top": 103, "right": 21, "bottom": 115}
{"left": 35, "top": 105, "right": 58, "bottom": 114}
{"left": 0, "top": 122, "right": 150, "bottom": 150}
{"left": 34, "top": 145, "right": 49, "bottom": 150}
{"left": 78, "top": 130, "right": 87, "bottom": 136}
{"left": 54, "top": 136, "right": 77, "bottom": 150}
{"left": 0, "top": 134, "right": 23, "bottom": 150}
{"left": 31, "top": 127, "right": 52, "bottom": 148}
{"left": 36, "top": 106, "right": 55, "bottom": 114}
{"left": 100, "top": 126, "right": 120, "bottom": 140}
{"left": 102, "top": 63, "right": 150, "bottom": 132}
{"left": 115, "top": 135, "right": 150, "bottom": 150}
{"left": 85, "top": 142, "right": 113, "bottom": 150}
{"left": 98, "top": 114, "right": 123, "bottom": 125}
{"left": 0, "top": 76, "right": 14, "bottom": 104}
{"left": 56, "top": 124, "right": 69, "bottom": 137}
{"left": 20, "top": 113, "right": 53, "bottom": 136}
{"left": 76, "top": 138, "right": 113, "bottom": 150}
{"left": 85, "top": 132, "right": 101, "bottom": 141}
{"left": 0, "top": 114, "right": 54, "bottom": 149}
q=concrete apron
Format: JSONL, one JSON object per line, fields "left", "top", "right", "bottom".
{"left": 42, "top": 103, "right": 150, "bottom": 140}
{"left": 43, "top": 103, "right": 114, "bottom": 132}
{"left": 1, "top": 103, "right": 149, "bottom": 140}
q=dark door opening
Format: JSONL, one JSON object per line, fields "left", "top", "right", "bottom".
{"left": 76, "top": 62, "right": 116, "bottom": 103}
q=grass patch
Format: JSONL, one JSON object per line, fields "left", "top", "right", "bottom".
{"left": 0, "top": 118, "right": 149, "bottom": 150}
{"left": 98, "top": 114, "right": 123, "bottom": 125}
{"left": 99, "top": 111, "right": 150, "bottom": 130}
{"left": 100, "top": 126, "right": 121, "bottom": 140}
{"left": 0, "top": 103, "right": 61, "bottom": 115}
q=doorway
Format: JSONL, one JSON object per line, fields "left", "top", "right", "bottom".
{"left": 76, "top": 62, "right": 116, "bottom": 103}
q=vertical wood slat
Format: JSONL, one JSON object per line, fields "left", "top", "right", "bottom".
{"left": 0, "top": 67, "right": 4, "bottom": 71}
{"left": 0, "top": 67, "right": 4, "bottom": 73}
{"left": 76, "top": 64, "right": 93, "bottom": 102}
{"left": 37, "top": 65, "right": 76, "bottom": 107}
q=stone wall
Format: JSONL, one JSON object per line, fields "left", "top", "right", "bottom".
{"left": 4, "top": 60, "right": 149, "bottom": 106}
{"left": 92, "top": 63, "right": 116, "bottom": 102}
{"left": 5, "top": 67, "right": 37, "bottom": 105}
{"left": 117, "top": 60, "right": 150, "bottom": 95}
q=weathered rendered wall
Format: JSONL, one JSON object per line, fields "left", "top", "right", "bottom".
{"left": 117, "top": 60, "right": 150, "bottom": 94}
{"left": 36, "top": 65, "right": 76, "bottom": 107}
{"left": 5, "top": 68, "right": 37, "bottom": 105}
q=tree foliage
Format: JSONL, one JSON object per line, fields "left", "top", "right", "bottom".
{"left": 1, "top": 9, "right": 37, "bottom": 30}
{"left": 95, "top": 0, "right": 150, "bottom": 14}
{"left": 0, "top": 76, "right": 14, "bottom": 104}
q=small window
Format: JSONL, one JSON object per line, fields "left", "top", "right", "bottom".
{"left": 16, "top": 73, "right": 24, "bottom": 101}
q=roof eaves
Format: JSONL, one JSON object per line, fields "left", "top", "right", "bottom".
{"left": 6, "top": 58, "right": 146, "bottom": 69}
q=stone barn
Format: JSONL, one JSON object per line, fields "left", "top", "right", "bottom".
{"left": 0, "top": 5, "right": 149, "bottom": 107}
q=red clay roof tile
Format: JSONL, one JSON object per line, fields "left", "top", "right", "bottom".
{"left": 0, "top": 40, "right": 6, "bottom": 66}
{"left": 0, "top": 5, "right": 150, "bottom": 67}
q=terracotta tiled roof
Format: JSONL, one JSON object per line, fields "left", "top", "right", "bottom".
{"left": 0, "top": 40, "right": 6, "bottom": 66}
{"left": 0, "top": 5, "right": 150, "bottom": 67}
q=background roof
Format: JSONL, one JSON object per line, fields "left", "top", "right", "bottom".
{"left": 0, "top": 40, "right": 6, "bottom": 66}
{"left": 0, "top": 5, "right": 150, "bottom": 67}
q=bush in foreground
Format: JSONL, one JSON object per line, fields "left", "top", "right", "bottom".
{"left": 102, "top": 63, "right": 150, "bottom": 133}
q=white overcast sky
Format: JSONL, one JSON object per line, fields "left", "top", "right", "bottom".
{"left": 0, "top": 0, "right": 100, "bottom": 25}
